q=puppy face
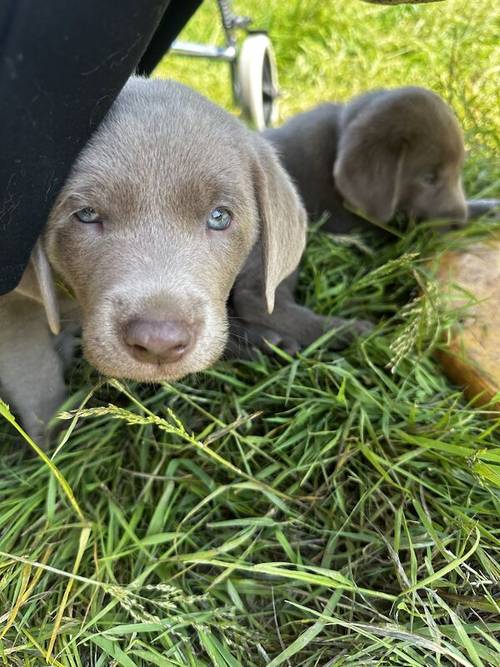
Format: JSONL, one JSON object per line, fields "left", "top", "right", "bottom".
{"left": 42, "top": 78, "right": 306, "bottom": 382}
{"left": 334, "top": 87, "right": 467, "bottom": 224}
{"left": 393, "top": 116, "right": 466, "bottom": 222}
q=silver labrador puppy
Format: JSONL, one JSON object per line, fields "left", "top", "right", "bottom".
{"left": 0, "top": 77, "right": 369, "bottom": 444}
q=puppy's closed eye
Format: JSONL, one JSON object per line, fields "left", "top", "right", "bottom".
{"left": 419, "top": 170, "right": 439, "bottom": 186}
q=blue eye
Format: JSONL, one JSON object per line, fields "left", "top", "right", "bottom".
{"left": 207, "top": 207, "right": 232, "bottom": 231}
{"left": 75, "top": 207, "right": 100, "bottom": 223}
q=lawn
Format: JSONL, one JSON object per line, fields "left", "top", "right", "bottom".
{"left": 1, "top": 1, "right": 500, "bottom": 665}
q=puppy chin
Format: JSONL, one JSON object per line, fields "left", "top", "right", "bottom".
{"left": 408, "top": 212, "right": 467, "bottom": 234}
{"left": 82, "top": 329, "right": 228, "bottom": 383}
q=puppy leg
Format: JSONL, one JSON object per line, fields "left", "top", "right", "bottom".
{"left": 268, "top": 295, "right": 373, "bottom": 350}
{"left": 236, "top": 294, "right": 372, "bottom": 352}
{"left": 231, "top": 267, "right": 372, "bottom": 355}
{"left": 53, "top": 318, "right": 80, "bottom": 370}
{"left": 0, "top": 293, "right": 67, "bottom": 446}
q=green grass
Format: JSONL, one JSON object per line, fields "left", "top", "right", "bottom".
{"left": 1, "top": 1, "right": 500, "bottom": 665}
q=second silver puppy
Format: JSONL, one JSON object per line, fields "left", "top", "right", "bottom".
{"left": 263, "top": 86, "right": 470, "bottom": 231}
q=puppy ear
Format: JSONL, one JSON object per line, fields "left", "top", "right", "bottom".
{"left": 251, "top": 137, "right": 307, "bottom": 313}
{"left": 334, "top": 128, "right": 406, "bottom": 223}
{"left": 15, "top": 241, "right": 60, "bottom": 335}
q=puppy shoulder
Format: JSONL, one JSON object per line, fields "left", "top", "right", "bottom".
{"left": 263, "top": 102, "right": 341, "bottom": 163}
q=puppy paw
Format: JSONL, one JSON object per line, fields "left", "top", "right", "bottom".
{"left": 20, "top": 418, "right": 51, "bottom": 451}
{"left": 257, "top": 328, "right": 301, "bottom": 356}
{"left": 226, "top": 322, "right": 300, "bottom": 359}
{"left": 324, "top": 316, "right": 374, "bottom": 350}
{"left": 53, "top": 326, "right": 79, "bottom": 370}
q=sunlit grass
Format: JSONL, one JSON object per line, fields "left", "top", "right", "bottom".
{"left": 1, "top": 1, "right": 499, "bottom": 665}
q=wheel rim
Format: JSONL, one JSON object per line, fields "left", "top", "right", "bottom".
{"left": 236, "top": 34, "right": 279, "bottom": 129}
{"left": 262, "top": 51, "right": 276, "bottom": 126}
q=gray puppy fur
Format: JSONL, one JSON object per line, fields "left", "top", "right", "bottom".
{"left": 0, "top": 77, "right": 369, "bottom": 444}
{"left": 263, "top": 86, "right": 475, "bottom": 231}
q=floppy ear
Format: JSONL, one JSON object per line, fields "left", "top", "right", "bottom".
{"left": 251, "top": 137, "right": 307, "bottom": 313}
{"left": 15, "top": 241, "right": 60, "bottom": 335}
{"left": 334, "top": 127, "right": 406, "bottom": 223}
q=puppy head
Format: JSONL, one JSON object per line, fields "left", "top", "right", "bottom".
{"left": 42, "top": 78, "right": 305, "bottom": 382}
{"left": 334, "top": 87, "right": 467, "bottom": 224}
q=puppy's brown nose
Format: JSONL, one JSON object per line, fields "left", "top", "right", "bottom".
{"left": 124, "top": 319, "right": 192, "bottom": 364}
{"left": 442, "top": 202, "right": 468, "bottom": 225}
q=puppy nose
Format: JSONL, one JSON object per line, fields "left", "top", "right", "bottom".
{"left": 447, "top": 189, "right": 468, "bottom": 224}
{"left": 455, "top": 204, "right": 468, "bottom": 224}
{"left": 444, "top": 202, "right": 468, "bottom": 225}
{"left": 124, "top": 319, "right": 193, "bottom": 364}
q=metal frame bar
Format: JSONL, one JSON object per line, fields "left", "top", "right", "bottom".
{"left": 170, "top": 40, "right": 237, "bottom": 62}
{"left": 170, "top": 0, "right": 250, "bottom": 63}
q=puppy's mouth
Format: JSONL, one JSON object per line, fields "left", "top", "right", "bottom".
{"left": 394, "top": 207, "right": 466, "bottom": 232}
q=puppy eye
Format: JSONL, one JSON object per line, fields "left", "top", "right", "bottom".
{"left": 74, "top": 207, "right": 100, "bottom": 223}
{"left": 421, "top": 172, "right": 439, "bottom": 186}
{"left": 207, "top": 207, "right": 232, "bottom": 231}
